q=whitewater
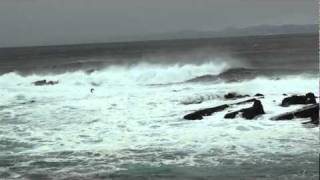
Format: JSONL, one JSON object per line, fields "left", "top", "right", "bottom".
{"left": 0, "top": 62, "right": 319, "bottom": 179}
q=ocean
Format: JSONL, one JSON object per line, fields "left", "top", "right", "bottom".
{"left": 0, "top": 33, "right": 319, "bottom": 180}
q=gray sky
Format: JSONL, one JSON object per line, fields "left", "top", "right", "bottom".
{"left": 0, "top": 0, "right": 317, "bottom": 47}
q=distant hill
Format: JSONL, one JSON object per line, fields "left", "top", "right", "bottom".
{"left": 108, "top": 24, "right": 318, "bottom": 42}
{"left": 218, "top": 24, "right": 318, "bottom": 37}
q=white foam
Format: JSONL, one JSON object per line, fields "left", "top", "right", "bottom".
{"left": 0, "top": 61, "right": 229, "bottom": 87}
{"left": 0, "top": 63, "right": 318, "bottom": 170}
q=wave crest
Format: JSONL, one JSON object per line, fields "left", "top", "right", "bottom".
{"left": 0, "top": 61, "right": 230, "bottom": 86}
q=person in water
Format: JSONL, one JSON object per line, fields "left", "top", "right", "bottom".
{"left": 90, "top": 88, "right": 95, "bottom": 93}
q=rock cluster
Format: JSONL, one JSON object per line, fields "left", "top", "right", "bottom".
{"left": 183, "top": 98, "right": 259, "bottom": 120}
{"left": 281, "top": 93, "right": 316, "bottom": 107}
{"left": 183, "top": 92, "right": 319, "bottom": 125}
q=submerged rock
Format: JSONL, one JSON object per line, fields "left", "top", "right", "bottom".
{"left": 254, "top": 93, "right": 264, "bottom": 97}
{"left": 224, "top": 111, "right": 238, "bottom": 119}
{"left": 224, "top": 100, "right": 265, "bottom": 120}
{"left": 271, "top": 104, "right": 319, "bottom": 124}
{"left": 224, "top": 92, "right": 250, "bottom": 100}
{"left": 281, "top": 93, "right": 316, "bottom": 107}
{"left": 33, "top": 80, "right": 59, "bottom": 86}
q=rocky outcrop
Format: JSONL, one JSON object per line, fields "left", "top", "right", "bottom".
{"left": 281, "top": 93, "right": 316, "bottom": 107}
{"left": 271, "top": 104, "right": 319, "bottom": 124}
{"left": 183, "top": 91, "right": 318, "bottom": 126}
{"left": 224, "top": 100, "right": 265, "bottom": 120}
{"left": 183, "top": 98, "right": 258, "bottom": 120}
{"left": 33, "top": 80, "right": 59, "bottom": 86}
{"left": 184, "top": 104, "right": 229, "bottom": 120}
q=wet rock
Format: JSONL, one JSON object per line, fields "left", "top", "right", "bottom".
{"left": 33, "top": 80, "right": 46, "bottom": 86}
{"left": 184, "top": 104, "right": 229, "bottom": 120}
{"left": 242, "top": 100, "right": 265, "bottom": 119}
{"left": 271, "top": 104, "right": 319, "bottom": 124}
{"left": 224, "top": 111, "right": 238, "bottom": 119}
{"left": 281, "top": 93, "right": 316, "bottom": 107}
{"left": 254, "top": 93, "right": 264, "bottom": 97}
{"left": 183, "top": 98, "right": 258, "bottom": 120}
{"left": 311, "top": 113, "right": 319, "bottom": 125}
{"left": 224, "top": 100, "right": 265, "bottom": 120}
{"left": 224, "top": 92, "right": 250, "bottom": 100}
{"left": 33, "top": 80, "right": 59, "bottom": 86}
{"left": 306, "top": 93, "right": 317, "bottom": 103}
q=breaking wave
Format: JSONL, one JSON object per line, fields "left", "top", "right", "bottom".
{"left": 0, "top": 60, "right": 318, "bottom": 179}
{"left": 0, "top": 61, "right": 230, "bottom": 86}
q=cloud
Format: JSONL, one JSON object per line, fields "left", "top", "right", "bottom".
{"left": 0, "top": 0, "right": 317, "bottom": 47}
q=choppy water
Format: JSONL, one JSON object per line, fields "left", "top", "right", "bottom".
{"left": 0, "top": 62, "right": 319, "bottom": 180}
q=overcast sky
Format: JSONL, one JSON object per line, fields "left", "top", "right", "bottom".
{"left": 0, "top": 0, "right": 317, "bottom": 47}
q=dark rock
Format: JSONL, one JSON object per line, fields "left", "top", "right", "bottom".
{"left": 254, "top": 93, "right": 264, "bottom": 97}
{"left": 184, "top": 104, "right": 229, "bottom": 120}
{"left": 294, "top": 104, "right": 318, "bottom": 118}
{"left": 224, "top": 100, "right": 265, "bottom": 120}
{"left": 271, "top": 104, "right": 319, "bottom": 124}
{"left": 224, "top": 92, "right": 250, "bottom": 100}
{"left": 224, "top": 111, "right": 239, "bottom": 119}
{"left": 281, "top": 93, "right": 316, "bottom": 107}
{"left": 283, "top": 93, "right": 288, "bottom": 96}
{"left": 33, "top": 80, "right": 46, "bottom": 86}
{"left": 311, "top": 113, "right": 319, "bottom": 125}
{"left": 183, "top": 98, "right": 258, "bottom": 120}
{"left": 242, "top": 100, "right": 265, "bottom": 119}
{"left": 273, "top": 113, "right": 295, "bottom": 120}
{"left": 305, "top": 92, "right": 317, "bottom": 104}
{"left": 33, "top": 80, "right": 59, "bottom": 86}
{"left": 47, "top": 81, "right": 58, "bottom": 85}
